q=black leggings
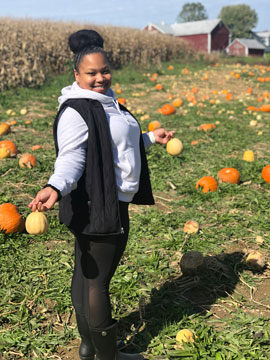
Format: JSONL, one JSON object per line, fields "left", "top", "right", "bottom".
{"left": 71, "top": 201, "right": 129, "bottom": 329}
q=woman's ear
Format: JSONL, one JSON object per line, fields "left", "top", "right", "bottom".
{"left": 74, "top": 68, "right": 79, "bottom": 81}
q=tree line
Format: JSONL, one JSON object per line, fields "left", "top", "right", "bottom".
{"left": 177, "top": 2, "right": 258, "bottom": 40}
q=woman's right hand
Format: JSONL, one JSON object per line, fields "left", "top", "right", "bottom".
{"left": 28, "top": 186, "right": 59, "bottom": 212}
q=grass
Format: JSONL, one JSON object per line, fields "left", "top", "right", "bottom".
{"left": 1, "top": 58, "right": 270, "bottom": 359}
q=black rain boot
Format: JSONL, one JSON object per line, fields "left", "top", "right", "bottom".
{"left": 76, "top": 314, "right": 95, "bottom": 360}
{"left": 90, "top": 320, "right": 144, "bottom": 360}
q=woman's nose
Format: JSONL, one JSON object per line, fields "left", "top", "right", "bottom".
{"left": 95, "top": 72, "right": 104, "bottom": 82}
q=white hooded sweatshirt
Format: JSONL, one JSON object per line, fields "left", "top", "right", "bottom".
{"left": 48, "top": 81, "right": 156, "bottom": 202}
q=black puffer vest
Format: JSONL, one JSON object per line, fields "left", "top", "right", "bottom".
{"left": 53, "top": 98, "right": 154, "bottom": 235}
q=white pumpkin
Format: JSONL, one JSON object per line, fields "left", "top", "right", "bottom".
{"left": 25, "top": 211, "right": 49, "bottom": 235}
{"left": 166, "top": 138, "right": 183, "bottom": 156}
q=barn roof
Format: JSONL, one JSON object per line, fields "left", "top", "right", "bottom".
{"left": 146, "top": 19, "right": 226, "bottom": 36}
{"left": 171, "top": 19, "right": 223, "bottom": 36}
{"left": 232, "top": 38, "right": 266, "bottom": 50}
{"left": 149, "top": 23, "right": 174, "bottom": 35}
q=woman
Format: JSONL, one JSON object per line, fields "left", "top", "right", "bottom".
{"left": 29, "top": 29, "right": 174, "bottom": 360}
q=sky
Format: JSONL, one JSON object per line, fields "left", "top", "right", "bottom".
{"left": 0, "top": 0, "right": 269, "bottom": 32}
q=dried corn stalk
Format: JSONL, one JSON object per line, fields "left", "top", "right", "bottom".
{"left": 0, "top": 17, "right": 194, "bottom": 90}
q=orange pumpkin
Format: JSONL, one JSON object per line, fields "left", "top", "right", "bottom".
{"left": 196, "top": 176, "right": 218, "bottom": 193}
{"left": 191, "top": 86, "right": 198, "bottom": 93}
{"left": 148, "top": 121, "right": 161, "bottom": 132}
{"left": 0, "top": 140, "right": 18, "bottom": 156}
{"left": 172, "top": 98, "right": 183, "bottom": 107}
{"left": 31, "top": 145, "right": 43, "bottom": 151}
{"left": 160, "top": 104, "right": 176, "bottom": 115}
{"left": 150, "top": 73, "right": 158, "bottom": 82}
{"left": 19, "top": 153, "right": 37, "bottom": 169}
{"left": 218, "top": 167, "right": 240, "bottom": 184}
{"left": 0, "top": 123, "right": 11, "bottom": 136}
{"left": 246, "top": 106, "right": 260, "bottom": 111}
{"left": 155, "top": 84, "right": 163, "bottom": 90}
{"left": 0, "top": 203, "right": 25, "bottom": 234}
{"left": 261, "top": 104, "right": 270, "bottom": 112}
{"left": 198, "top": 123, "right": 216, "bottom": 132}
{"left": 262, "top": 165, "right": 270, "bottom": 183}
{"left": 187, "top": 94, "right": 196, "bottom": 103}
{"left": 117, "top": 98, "right": 127, "bottom": 105}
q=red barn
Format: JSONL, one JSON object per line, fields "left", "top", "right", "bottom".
{"left": 227, "top": 38, "right": 266, "bottom": 57}
{"left": 143, "top": 19, "right": 230, "bottom": 53}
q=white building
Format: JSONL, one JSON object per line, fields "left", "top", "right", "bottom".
{"left": 254, "top": 31, "right": 270, "bottom": 52}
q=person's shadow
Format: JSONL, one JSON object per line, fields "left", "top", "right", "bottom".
{"left": 118, "top": 250, "right": 249, "bottom": 354}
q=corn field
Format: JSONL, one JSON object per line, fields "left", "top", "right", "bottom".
{"left": 0, "top": 17, "right": 194, "bottom": 91}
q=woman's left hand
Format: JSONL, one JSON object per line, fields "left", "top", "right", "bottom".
{"left": 152, "top": 128, "right": 175, "bottom": 145}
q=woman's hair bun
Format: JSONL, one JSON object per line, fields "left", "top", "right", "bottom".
{"left": 68, "top": 29, "right": 104, "bottom": 53}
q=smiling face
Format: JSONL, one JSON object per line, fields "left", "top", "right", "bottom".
{"left": 74, "top": 52, "right": 112, "bottom": 94}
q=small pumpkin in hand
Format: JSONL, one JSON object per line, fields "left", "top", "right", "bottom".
{"left": 19, "top": 153, "right": 36, "bottom": 169}
{"left": 218, "top": 167, "right": 240, "bottom": 184}
{"left": 166, "top": 138, "right": 183, "bottom": 156}
{"left": 196, "top": 176, "right": 218, "bottom": 193}
{"left": 25, "top": 211, "right": 49, "bottom": 235}
{"left": 0, "top": 203, "right": 25, "bottom": 234}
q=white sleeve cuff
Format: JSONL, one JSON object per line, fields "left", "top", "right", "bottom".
{"left": 148, "top": 131, "right": 156, "bottom": 144}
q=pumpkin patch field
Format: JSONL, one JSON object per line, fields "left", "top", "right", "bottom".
{"left": 1, "top": 57, "right": 270, "bottom": 359}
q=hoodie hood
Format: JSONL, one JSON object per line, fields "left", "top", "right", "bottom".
{"left": 58, "top": 81, "right": 117, "bottom": 109}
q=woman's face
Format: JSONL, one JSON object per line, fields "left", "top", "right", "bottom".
{"left": 74, "top": 52, "right": 112, "bottom": 94}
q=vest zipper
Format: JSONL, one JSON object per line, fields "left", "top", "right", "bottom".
{"left": 114, "top": 99, "right": 130, "bottom": 124}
